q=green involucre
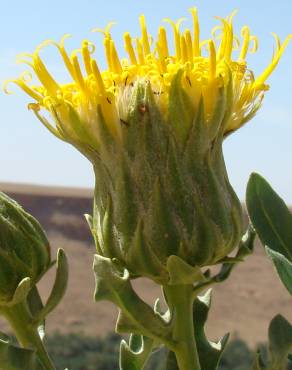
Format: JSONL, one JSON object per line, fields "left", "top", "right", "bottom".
{"left": 0, "top": 192, "right": 51, "bottom": 304}
{"left": 91, "top": 77, "right": 244, "bottom": 283}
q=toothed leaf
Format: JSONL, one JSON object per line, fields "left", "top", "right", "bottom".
{"left": 193, "top": 290, "right": 229, "bottom": 370}
{"left": 119, "top": 334, "right": 154, "bottom": 370}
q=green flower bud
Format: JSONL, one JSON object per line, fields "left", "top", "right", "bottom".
{"left": 0, "top": 193, "right": 51, "bottom": 304}
{"left": 91, "top": 79, "right": 244, "bottom": 284}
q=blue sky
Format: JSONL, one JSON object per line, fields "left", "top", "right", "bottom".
{"left": 1, "top": 0, "right": 292, "bottom": 202}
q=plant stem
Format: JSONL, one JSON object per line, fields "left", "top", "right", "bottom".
{"left": 2, "top": 302, "right": 56, "bottom": 370}
{"left": 164, "top": 284, "right": 201, "bottom": 370}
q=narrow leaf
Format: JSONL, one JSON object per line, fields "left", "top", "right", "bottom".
{"left": 265, "top": 247, "right": 292, "bottom": 295}
{"left": 6, "top": 278, "right": 31, "bottom": 307}
{"left": 34, "top": 249, "right": 68, "bottom": 323}
{"left": 246, "top": 173, "right": 292, "bottom": 260}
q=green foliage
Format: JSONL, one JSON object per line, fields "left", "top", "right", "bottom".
{"left": 45, "top": 333, "right": 120, "bottom": 370}
{"left": 246, "top": 173, "right": 292, "bottom": 295}
{"left": 265, "top": 247, "right": 292, "bottom": 296}
{"left": 42, "top": 332, "right": 284, "bottom": 370}
{"left": 193, "top": 290, "right": 229, "bottom": 370}
{"left": 93, "top": 255, "right": 172, "bottom": 345}
{"left": 246, "top": 173, "right": 292, "bottom": 369}
{"left": 119, "top": 334, "right": 154, "bottom": 370}
{"left": 246, "top": 173, "right": 292, "bottom": 261}
{"left": 268, "top": 315, "right": 292, "bottom": 369}
{"left": 0, "top": 332, "right": 40, "bottom": 370}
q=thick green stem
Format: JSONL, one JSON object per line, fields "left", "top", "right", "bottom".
{"left": 2, "top": 303, "right": 56, "bottom": 370}
{"left": 164, "top": 284, "right": 201, "bottom": 370}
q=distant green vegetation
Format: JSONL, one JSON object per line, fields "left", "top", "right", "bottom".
{"left": 44, "top": 332, "right": 264, "bottom": 370}
{"left": 45, "top": 332, "right": 120, "bottom": 370}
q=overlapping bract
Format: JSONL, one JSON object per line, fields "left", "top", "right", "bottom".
{"left": 0, "top": 193, "right": 51, "bottom": 303}
{"left": 89, "top": 81, "right": 243, "bottom": 282}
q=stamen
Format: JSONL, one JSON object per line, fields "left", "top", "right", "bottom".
{"left": 190, "top": 8, "right": 200, "bottom": 56}
{"left": 16, "top": 53, "right": 34, "bottom": 67}
{"left": 163, "top": 18, "right": 186, "bottom": 60}
{"left": 52, "top": 35, "right": 76, "bottom": 80}
{"left": 208, "top": 40, "right": 217, "bottom": 80}
{"left": 3, "top": 79, "right": 43, "bottom": 102}
{"left": 32, "top": 53, "right": 59, "bottom": 95}
{"left": 158, "top": 27, "right": 169, "bottom": 58}
{"left": 82, "top": 40, "right": 93, "bottom": 75}
{"left": 254, "top": 34, "right": 292, "bottom": 87}
{"left": 180, "top": 35, "right": 188, "bottom": 63}
{"left": 184, "top": 30, "right": 193, "bottom": 62}
{"left": 124, "top": 32, "right": 138, "bottom": 64}
{"left": 110, "top": 40, "right": 122, "bottom": 73}
{"left": 250, "top": 36, "right": 258, "bottom": 53}
{"left": 225, "top": 20, "right": 234, "bottom": 61}
{"left": 72, "top": 55, "right": 86, "bottom": 91}
{"left": 20, "top": 71, "right": 34, "bottom": 84}
{"left": 233, "top": 35, "right": 240, "bottom": 50}
{"left": 156, "top": 43, "right": 167, "bottom": 72}
{"left": 91, "top": 60, "right": 105, "bottom": 94}
{"left": 91, "top": 22, "right": 116, "bottom": 38}
{"left": 216, "top": 18, "right": 229, "bottom": 60}
{"left": 238, "top": 26, "right": 250, "bottom": 61}
{"left": 139, "top": 15, "right": 151, "bottom": 55}
{"left": 228, "top": 10, "right": 238, "bottom": 24}
{"left": 104, "top": 37, "right": 113, "bottom": 70}
{"left": 211, "top": 25, "right": 223, "bottom": 41}
{"left": 136, "top": 38, "right": 145, "bottom": 65}
{"left": 271, "top": 32, "right": 281, "bottom": 54}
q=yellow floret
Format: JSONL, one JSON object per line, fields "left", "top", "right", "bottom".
{"left": 4, "top": 8, "right": 291, "bottom": 148}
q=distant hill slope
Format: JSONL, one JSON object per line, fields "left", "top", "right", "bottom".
{"left": 0, "top": 182, "right": 93, "bottom": 242}
{"left": 0, "top": 182, "right": 93, "bottom": 197}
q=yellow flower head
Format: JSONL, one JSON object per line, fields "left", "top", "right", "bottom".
{"left": 4, "top": 8, "right": 291, "bottom": 159}
{"left": 7, "top": 8, "right": 290, "bottom": 277}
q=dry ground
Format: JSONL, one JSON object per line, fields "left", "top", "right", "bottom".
{"left": 0, "top": 183, "right": 290, "bottom": 347}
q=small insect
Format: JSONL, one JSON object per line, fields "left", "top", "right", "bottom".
{"left": 138, "top": 104, "right": 148, "bottom": 114}
{"left": 186, "top": 75, "right": 192, "bottom": 87}
{"left": 120, "top": 118, "right": 130, "bottom": 127}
